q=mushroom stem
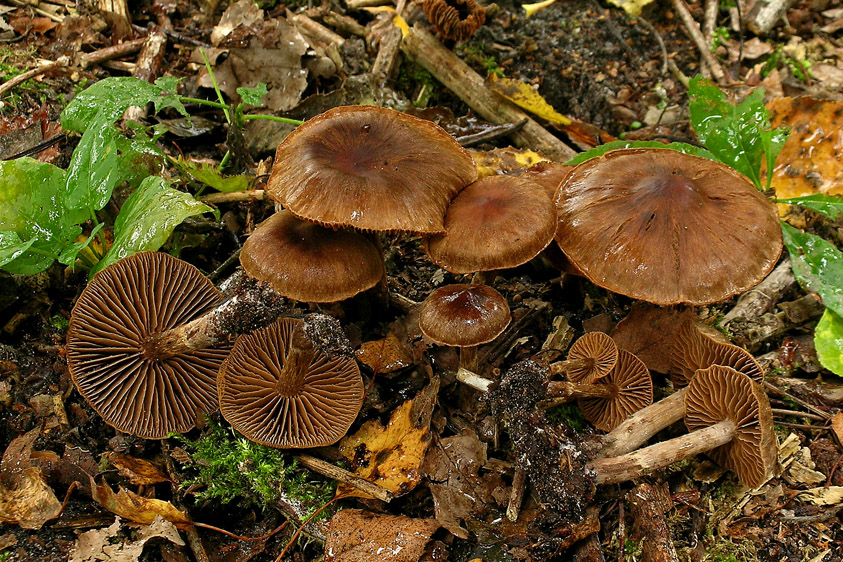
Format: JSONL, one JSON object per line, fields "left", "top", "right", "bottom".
{"left": 456, "top": 367, "right": 492, "bottom": 392}
{"left": 588, "top": 418, "right": 736, "bottom": 485}
{"left": 548, "top": 357, "right": 593, "bottom": 376}
{"left": 275, "top": 322, "right": 316, "bottom": 396}
{"left": 471, "top": 270, "right": 497, "bottom": 285}
{"left": 598, "top": 388, "right": 687, "bottom": 458}
{"left": 141, "top": 277, "right": 286, "bottom": 361}
{"left": 538, "top": 380, "right": 614, "bottom": 407}
{"left": 460, "top": 346, "right": 479, "bottom": 372}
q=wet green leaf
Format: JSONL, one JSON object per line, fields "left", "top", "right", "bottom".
{"left": 564, "top": 140, "right": 717, "bottom": 166}
{"left": 0, "top": 158, "right": 83, "bottom": 275}
{"left": 237, "top": 83, "right": 268, "bottom": 106}
{"left": 62, "top": 77, "right": 187, "bottom": 132}
{"left": 777, "top": 194, "right": 843, "bottom": 221}
{"left": 815, "top": 309, "right": 843, "bottom": 377}
{"left": 688, "top": 76, "right": 789, "bottom": 190}
{"left": 93, "top": 177, "right": 215, "bottom": 276}
{"left": 173, "top": 157, "right": 252, "bottom": 193}
{"left": 781, "top": 221, "right": 843, "bottom": 318}
{"left": 58, "top": 223, "right": 104, "bottom": 266}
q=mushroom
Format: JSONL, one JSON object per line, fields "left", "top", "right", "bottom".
{"left": 239, "top": 210, "right": 386, "bottom": 303}
{"left": 66, "top": 252, "right": 232, "bottom": 438}
{"left": 418, "top": 283, "right": 510, "bottom": 377}
{"left": 548, "top": 331, "right": 618, "bottom": 383}
{"left": 266, "top": 105, "right": 478, "bottom": 234}
{"left": 218, "top": 316, "right": 363, "bottom": 448}
{"left": 589, "top": 365, "right": 776, "bottom": 488}
{"left": 423, "top": 174, "right": 556, "bottom": 284}
{"left": 554, "top": 148, "right": 783, "bottom": 305}
{"left": 599, "top": 318, "right": 764, "bottom": 457}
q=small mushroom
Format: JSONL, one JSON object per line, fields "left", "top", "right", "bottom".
{"left": 66, "top": 252, "right": 231, "bottom": 438}
{"left": 423, "top": 174, "right": 556, "bottom": 283}
{"left": 576, "top": 350, "right": 653, "bottom": 431}
{"left": 239, "top": 210, "right": 385, "bottom": 303}
{"left": 589, "top": 365, "right": 776, "bottom": 488}
{"left": 555, "top": 148, "right": 783, "bottom": 305}
{"left": 218, "top": 316, "right": 363, "bottom": 448}
{"left": 548, "top": 331, "right": 618, "bottom": 383}
{"left": 266, "top": 105, "right": 477, "bottom": 234}
{"left": 418, "top": 283, "right": 511, "bottom": 376}
{"left": 599, "top": 318, "right": 763, "bottom": 457}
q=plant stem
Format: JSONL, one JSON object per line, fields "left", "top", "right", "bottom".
{"left": 178, "top": 96, "right": 229, "bottom": 110}
{"left": 240, "top": 114, "right": 304, "bottom": 126}
{"left": 199, "top": 49, "right": 231, "bottom": 124}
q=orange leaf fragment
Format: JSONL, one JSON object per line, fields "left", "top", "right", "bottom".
{"left": 324, "top": 509, "right": 438, "bottom": 562}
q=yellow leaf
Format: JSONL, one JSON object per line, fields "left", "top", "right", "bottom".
{"left": 606, "top": 0, "right": 658, "bottom": 17}
{"left": 488, "top": 74, "right": 571, "bottom": 126}
{"left": 470, "top": 147, "right": 548, "bottom": 177}
{"left": 362, "top": 6, "right": 409, "bottom": 37}
{"left": 89, "top": 476, "right": 192, "bottom": 529}
{"left": 522, "top": 0, "right": 556, "bottom": 18}
{"left": 336, "top": 398, "right": 431, "bottom": 500}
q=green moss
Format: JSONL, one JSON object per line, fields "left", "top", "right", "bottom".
{"left": 0, "top": 45, "right": 49, "bottom": 110}
{"left": 396, "top": 60, "right": 440, "bottom": 107}
{"left": 545, "top": 402, "right": 586, "bottom": 431}
{"left": 172, "top": 418, "right": 334, "bottom": 516}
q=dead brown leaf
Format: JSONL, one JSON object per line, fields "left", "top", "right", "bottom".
{"left": 89, "top": 476, "right": 191, "bottom": 529}
{"left": 324, "top": 509, "right": 438, "bottom": 562}
{"left": 420, "top": 429, "right": 506, "bottom": 539}
{"left": 104, "top": 452, "right": 170, "bottom": 486}
{"left": 0, "top": 427, "right": 62, "bottom": 529}
{"left": 69, "top": 516, "right": 185, "bottom": 562}
{"left": 610, "top": 304, "right": 696, "bottom": 374}
{"left": 767, "top": 97, "right": 843, "bottom": 199}
{"left": 337, "top": 395, "right": 432, "bottom": 499}
{"left": 356, "top": 335, "right": 413, "bottom": 374}
{"left": 831, "top": 411, "right": 843, "bottom": 446}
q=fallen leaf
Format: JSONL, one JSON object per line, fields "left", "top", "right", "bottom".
{"left": 420, "top": 429, "right": 505, "bottom": 539}
{"left": 0, "top": 428, "right": 62, "bottom": 529}
{"left": 831, "top": 412, "right": 843, "bottom": 446}
{"left": 324, "top": 509, "right": 438, "bottom": 562}
{"left": 89, "top": 476, "right": 192, "bottom": 529}
{"left": 606, "top": 0, "right": 657, "bottom": 17}
{"left": 766, "top": 97, "right": 843, "bottom": 199}
{"left": 69, "top": 516, "right": 185, "bottom": 562}
{"left": 210, "top": 0, "right": 264, "bottom": 46}
{"left": 356, "top": 335, "right": 413, "bottom": 374}
{"left": 488, "top": 74, "right": 571, "bottom": 126}
{"left": 470, "top": 147, "right": 548, "bottom": 177}
{"left": 104, "top": 452, "right": 170, "bottom": 486}
{"left": 337, "top": 396, "right": 432, "bottom": 499}
{"left": 796, "top": 486, "right": 843, "bottom": 506}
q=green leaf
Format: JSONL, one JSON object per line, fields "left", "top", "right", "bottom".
{"left": 781, "top": 221, "right": 843, "bottom": 318}
{"left": 93, "top": 177, "right": 216, "bottom": 276}
{"left": 237, "top": 83, "right": 268, "bottom": 106}
{"left": 814, "top": 308, "right": 843, "bottom": 377}
{"left": 564, "top": 140, "right": 717, "bottom": 166}
{"left": 0, "top": 158, "right": 82, "bottom": 275}
{"left": 58, "top": 223, "right": 104, "bottom": 266}
{"left": 777, "top": 194, "right": 843, "bottom": 221}
{"left": 688, "top": 76, "right": 789, "bottom": 190}
{"left": 173, "top": 157, "right": 252, "bottom": 193}
{"left": 64, "top": 115, "right": 123, "bottom": 211}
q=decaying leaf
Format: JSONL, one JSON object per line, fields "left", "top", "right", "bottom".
{"left": 831, "top": 411, "right": 843, "bottom": 445}
{"left": 420, "top": 429, "right": 506, "bottom": 539}
{"left": 337, "top": 395, "right": 432, "bottom": 499}
{"left": 356, "top": 335, "right": 413, "bottom": 374}
{"left": 69, "top": 516, "right": 185, "bottom": 562}
{"left": 470, "top": 147, "right": 547, "bottom": 177}
{"left": 0, "top": 427, "right": 62, "bottom": 529}
{"left": 324, "top": 509, "right": 438, "bottom": 562}
{"left": 767, "top": 97, "right": 843, "bottom": 199}
{"left": 89, "top": 476, "right": 192, "bottom": 529}
{"left": 610, "top": 304, "right": 696, "bottom": 374}
{"left": 487, "top": 74, "right": 571, "bottom": 126}
{"left": 104, "top": 452, "right": 170, "bottom": 486}
{"left": 606, "top": 0, "right": 658, "bottom": 17}
{"left": 797, "top": 486, "right": 843, "bottom": 506}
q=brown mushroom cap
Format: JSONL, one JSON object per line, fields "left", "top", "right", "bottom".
{"left": 567, "top": 331, "right": 619, "bottom": 383}
{"left": 578, "top": 349, "right": 653, "bottom": 432}
{"left": 218, "top": 318, "right": 363, "bottom": 448}
{"left": 240, "top": 210, "right": 385, "bottom": 303}
{"left": 684, "top": 365, "right": 776, "bottom": 488}
{"left": 423, "top": 175, "right": 556, "bottom": 273}
{"left": 266, "top": 105, "right": 478, "bottom": 234}
{"left": 670, "top": 316, "right": 763, "bottom": 387}
{"left": 419, "top": 284, "right": 511, "bottom": 347}
{"left": 554, "top": 148, "right": 783, "bottom": 305}
{"left": 67, "top": 252, "right": 230, "bottom": 439}
{"left": 520, "top": 161, "right": 575, "bottom": 199}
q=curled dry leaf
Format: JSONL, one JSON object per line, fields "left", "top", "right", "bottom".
{"left": 89, "top": 476, "right": 192, "bottom": 529}
{"left": 104, "top": 452, "right": 170, "bottom": 486}
{"left": 0, "top": 427, "right": 62, "bottom": 530}
{"left": 69, "top": 516, "right": 185, "bottom": 562}
{"left": 324, "top": 509, "right": 438, "bottom": 562}
{"left": 337, "top": 397, "right": 432, "bottom": 499}
{"left": 355, "top": 335, "right": 413, "bottom": 374}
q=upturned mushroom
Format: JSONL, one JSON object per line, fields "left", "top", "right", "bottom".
{"left": 418, "top": 283, "right": 510, "bottom": 379}
{"left": 554, "top": 148, "right": 783, "bottom": 305}
{"left": 66, "top": 252, "right": 232, "bottom": 438}
{"left": 599, "top": 317, "right": 763, "bottom": 457}
{"left": 423, "top": 174, "right": 556, "bottom": 284}
{"left": 218, "top": 315, "right": 364, "bottom": 448}
{"left": 589, "top": 365, "right": 776, "bottom": 488}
